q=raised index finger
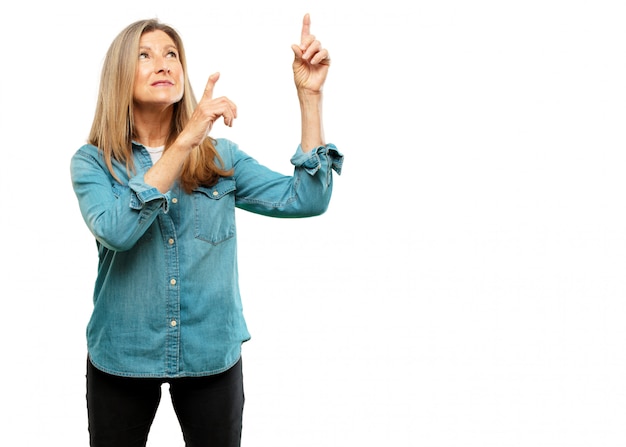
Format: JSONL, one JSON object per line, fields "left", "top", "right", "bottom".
{"left": 202, "top": 72, "right": 220, "bottom": 100}
{"left": 300, "top": 13, "right": 311, "bottom": 44}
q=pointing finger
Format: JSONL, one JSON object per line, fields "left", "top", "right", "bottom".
{"left": 202, "top": 72, "right": 220, "bottom": 100}
{"left": 300, "top": 13, "right": 311, "bottom": 49}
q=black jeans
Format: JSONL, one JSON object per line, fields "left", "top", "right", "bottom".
{"left": 86, "top": 357, "right": 244, "bottom": 447}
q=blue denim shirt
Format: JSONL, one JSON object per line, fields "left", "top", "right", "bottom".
{"left": 70, "top": 139, "right": 343, "bottom": 378}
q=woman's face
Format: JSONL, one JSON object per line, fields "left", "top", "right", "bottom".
{"left": 133, "top": 30, "right": 184, "bottom": 109}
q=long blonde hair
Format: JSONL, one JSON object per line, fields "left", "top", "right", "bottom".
{"left": 88, "top": 19, "right": 232, "bottom": 192}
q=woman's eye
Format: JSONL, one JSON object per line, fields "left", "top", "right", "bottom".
{"left": 167, "top": 51, "right": 178, "bottom": 58}
{"left": 139, "top": 52, "right": 149, "bottom": 60}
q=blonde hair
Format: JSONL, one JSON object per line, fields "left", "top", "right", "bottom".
{"left": 88, "top": 19, "right": 232, "bottom": 192}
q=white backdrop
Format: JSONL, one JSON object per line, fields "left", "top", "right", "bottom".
{"left": 2, "top": 1, "right": 626, "bottom": 446}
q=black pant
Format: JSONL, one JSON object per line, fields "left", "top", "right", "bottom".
{"left": 86, "top": 357, "right": 244, "bottom": 447}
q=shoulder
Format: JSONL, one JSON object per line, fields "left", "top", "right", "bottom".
{"left": 71, "top": 143, "right": 102, "bottom": 166}
{"left": 213, "top": 138, "right": 244, "bottom": 168}
{"left": 214, "top": 138, "right": 237, "bottom": 155}
{"left": 73, "top": 143, "right": 100, "bottom": 157}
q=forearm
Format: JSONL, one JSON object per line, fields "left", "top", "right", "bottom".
{"left": 298, "top": 91, "right": 325, "bottom": 153}
{"left": 71, "top": 153, "right": 165, "bottom": 251}
{"left": 144, "top": 142, "right": 192, "bottom": 193}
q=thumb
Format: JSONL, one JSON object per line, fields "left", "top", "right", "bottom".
{"left": 202, "top": 72, "right": 220, "bottom": 100}
{"left": 291, "top": 44, "right": 303, "bottom": 60}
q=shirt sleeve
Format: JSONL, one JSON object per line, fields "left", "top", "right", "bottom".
{"left": 290, "top": 143, "right": 343, "bottom": 178}
{"left": 70, "top": 145, "right": 169, "bottom": 251}
{"left": 226, "top": 140, "right": 343, "bottom": 218}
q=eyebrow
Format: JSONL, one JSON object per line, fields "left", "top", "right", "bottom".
{"left": 139, "top": 44, "right": 178, "bottom": 51}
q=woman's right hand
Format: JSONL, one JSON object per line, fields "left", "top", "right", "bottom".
{"left": 146, "top": 73, "right": 237, "bottom": 193}
{"left": 177, "top": 72, "right": 237, "bottom": 149}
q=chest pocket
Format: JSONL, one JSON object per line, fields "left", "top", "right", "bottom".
{"left": 193, "top": 179, "right": 236, "bottom": 245}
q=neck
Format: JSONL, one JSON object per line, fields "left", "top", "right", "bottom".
{"left": 133, "top": 104, "right": 174, "bottom": 147}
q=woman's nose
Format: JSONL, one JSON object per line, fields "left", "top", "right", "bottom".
{"left": 155, "top": 59, "right": 170, "bottom": 73}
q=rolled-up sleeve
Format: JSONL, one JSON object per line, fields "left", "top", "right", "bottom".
{"left": 228, "top": 140, "right": 343, "bottom": 218}
{"left": 70, "top": 145, "right": 169, "bottom": 251}
{"left": 128, "top": 175, "right": 171, "bottom": 213}
{"left": 290, "top": 143, "right": 344, "bottom": 178}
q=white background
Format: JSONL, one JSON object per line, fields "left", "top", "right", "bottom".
{"left": 1, "top": 1, "right": 626, "bottom": 446}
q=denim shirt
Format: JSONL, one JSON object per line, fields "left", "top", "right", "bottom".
{"left": 70, "top": 139, "right": 343, "bottom": 378}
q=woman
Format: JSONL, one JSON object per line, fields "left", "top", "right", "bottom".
{"left": 70, "top": 13, "right": 342, "bottom": 447}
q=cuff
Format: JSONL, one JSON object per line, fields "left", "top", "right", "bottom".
{"left": 290, "top": 143, "right": 344, "bottom": 176}
{"left": 128, "top": 175, "right": 171, "bottom": 213}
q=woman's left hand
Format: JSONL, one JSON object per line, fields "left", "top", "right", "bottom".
{"left": 291, "top": 13, "right": 331, "bottom": 94}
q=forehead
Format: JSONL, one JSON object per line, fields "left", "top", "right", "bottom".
{"left": 139, "top": 29, "right": 177, "bottom": 48}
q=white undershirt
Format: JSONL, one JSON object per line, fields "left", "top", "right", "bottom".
{"left": 144, "top": 145, "right": 165, "bottom": 164}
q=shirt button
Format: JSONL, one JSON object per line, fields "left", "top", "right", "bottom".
{"left": 170, "top": 320, "right": 177, "bottom": 327}
{"left": 212, "top": 191, "right": 218, "bottom": 196}
{"left": 172, "top": 198, "right": 178, "bottom": 204}
{"left": 168, "top": 238, "right": 175, "bottom": 245}
{"left": 170, "top": 278, "right": 177, "bottom": 286}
